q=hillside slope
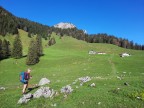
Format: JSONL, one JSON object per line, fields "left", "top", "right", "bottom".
{"left": 0, "top": 30, "right": 144, "bottom": 108}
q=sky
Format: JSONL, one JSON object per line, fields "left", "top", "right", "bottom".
{"left": 0, "top": 0, "right": 144, "bottom": 44}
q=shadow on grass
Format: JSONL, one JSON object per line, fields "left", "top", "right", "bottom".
{"left": 26, "top": 86, "right": 39, "bottom": 94}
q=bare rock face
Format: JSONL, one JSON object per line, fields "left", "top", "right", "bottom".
{"left": 38, "top": 78, "right": 50, "bottom": 86}
{"left": 54, "top": 22, "right": 76, "bottom": 29}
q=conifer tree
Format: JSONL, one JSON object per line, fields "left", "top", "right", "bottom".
{"left": 36, "top": 35, "right": 43, "bottom": 56}
{"left": 12, "top": 34, "right": 23, "bottom": 59}
{"left": 0, "top": 39, "right": 2, "bottom": 60}
{"left": 26, "top": 38, "right": 39, "bottom": 65}
{"left": 1, "top": 39, "right": 8, "bottom": 59}
{"left": 48, "top": 37, "right": 56, "bottom": 46}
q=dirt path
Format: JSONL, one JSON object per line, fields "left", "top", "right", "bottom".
{"left": 108, "top": 54, "right": 117, "bottom": 77}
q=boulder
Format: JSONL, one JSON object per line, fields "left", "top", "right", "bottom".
{"left": 38, "top": 78, "right": 50, "bottom": 86}
{"left": 17, "top": 93, "right": 33, "bottom": 104}
{"left": 33, "top": 87, "right": 55, "bottom": 98}
{"left": 33, "top": 87, "right": 43, "bottom": 98}
{"left": 61, "top": 85, "right": 73, "bottom": 94}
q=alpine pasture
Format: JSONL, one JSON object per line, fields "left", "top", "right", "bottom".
{"left": 0, "top": 30, "right": 144, "bottom": 108}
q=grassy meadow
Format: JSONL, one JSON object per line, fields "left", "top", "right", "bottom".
{"left": 0, "top": 30, "right": 144, "bottom": 108}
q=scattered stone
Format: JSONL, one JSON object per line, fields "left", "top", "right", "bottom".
{"left": 80, "top": 83, "right": 83, "bottom": 86}
{"left": 33, "top": 87, "right": 55, "bottom": 98}
{"left": 98, "top": 102, "right": 101, "bottom": 105}
{"left": 63, "top": 94, "right": 67, "bottom": 99}
{"left": 61, "top": 85, "right": 73, "bottom": 94}
{"left": 17, "top": 93, "right": 33, "bottom": 104}
{"left": 55, "top": 91, "right": 59, "bottom": 97}
{"left": 117, "top": 88, "right": 120, "bottom": 90}
{"left": 51, "top": 103, "right": 57, "bottom": 107}
{"left": 0, "top": 87, "right": 5, "bottom": 90}
{"left": 119, "top": 53, "right": 131, "bottom": 57}
{"left": 79, "top": 76, "right": 91, "bottom": 84}
{"left": 89, "top": 50, "right": 96, "bottom": 55}
{"left": 123, "top": 72, "right": 126, "bottom": 74}
{"left": 38, "top": 78, "right": 50, "bottom": 86}
{"left": 43, "top": 88, "right": 54, "bottom": 98}
{"left": 116, "top": 76, "right": 122, "bottom": 80}
{"left": 18, "top": 76, "right": 94, "bottom": 105}
{"left": 90, "top": 83, "right": 96, "bottom": 87}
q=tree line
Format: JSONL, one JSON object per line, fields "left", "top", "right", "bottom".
{"left": 0, "top": 6, "right": 143, "bottom": 50}
{"left": 87, "top": 34, "right": 144, "bottom": 50}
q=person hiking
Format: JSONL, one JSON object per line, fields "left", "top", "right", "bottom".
{"left": 20, "top": 68, "right": 32, "bottom": 94}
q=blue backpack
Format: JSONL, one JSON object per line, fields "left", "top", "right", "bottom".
{"left": 19, "top": 72, "right": 27, "bottom": 83}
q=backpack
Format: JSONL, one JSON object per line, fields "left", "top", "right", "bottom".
{"left": 19, "top": 72, "right": 27, "bottom": 83}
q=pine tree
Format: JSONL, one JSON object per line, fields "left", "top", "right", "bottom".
{"left": 28, "top": 32, "right": 31, "bottom": 38}
{"left": 5, "top": 40, "right": 11, "bottom": 56}
{"left": 0, "top": 39, "right": 2, "bottom": 60}
{"left": 12, "top": 34, "right": 23, "bottom": 59}
{"left": 26, "top": 38, "right": 39, "bottom": 65}
{"left": 36, "top": 35, "right": 43, "bottom": 56}
{"left": 1, "top": 39, "right": 8, "bottom": 59}
{"left": 142, "top": 45, "right": 144, "bottom": 50}
{"left": 48, "top": 37, "right": 56, "bottom": 46}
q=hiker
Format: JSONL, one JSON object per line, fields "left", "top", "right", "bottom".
{"left": 20, "top": 68, "right": 32, "bottom": 94}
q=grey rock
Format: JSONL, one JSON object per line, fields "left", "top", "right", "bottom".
{"left": 38, "top": 78, "right": 50, "bottom": 86}
{"left": 79, "top": 76, "right": 91, "bottom": 83}
{"left": 54, "top": 22, "right": 76, "bottom": 29}
{"left": 33, "top": 87, "right": 55, "bottom": 99}
{"left": 33, "top": 87, "right": 43, "bottom": 98}
{"left": 0, "top": 87, "right": 5, "bottom": 90}
{"left": 17, "top": 93, "right": 32, "bottom": 104}
{"left": 43, "top": 87, "right": 52, "bottom": 98}
{"left": 90, "top": 83, "right": 96, "bottom": 87}
{"left": 51, "top": 103, "right": 57, "bottom": 107}
{"left": 61, "top": 85, "right": 73, "bottom": 94}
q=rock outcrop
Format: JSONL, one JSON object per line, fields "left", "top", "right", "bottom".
{"left": 33, "top": 87, "right": 55, "bottom": 98}
{"left": 38, "top": 78, "right": 50, "bottom": 86}
{"left": 17, "top": 93, "right": 33, "bottom": 104}
{"left": 61, "top": 85, "right": 73, "bottom": 94}
{"left": 54, "top": 22, "right": 76, "bottom": 29}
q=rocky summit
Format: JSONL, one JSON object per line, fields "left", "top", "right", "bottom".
{"left": 54, "top": 22, "right": 76, "bottom": 29}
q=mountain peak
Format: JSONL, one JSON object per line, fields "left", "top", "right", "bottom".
{"left": 54, "top": 22, "right": 76, "bottom": 29}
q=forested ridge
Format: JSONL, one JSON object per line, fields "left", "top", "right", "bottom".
{"left": 0, "top": 6, "right": 143, "bottom": 51}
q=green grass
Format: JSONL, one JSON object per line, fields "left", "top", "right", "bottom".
{"left": 0, "top": 30, "right": 144, "bottom": 108}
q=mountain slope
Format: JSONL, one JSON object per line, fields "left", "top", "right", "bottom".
{"left": 0, "top": 30, "right": 144, "bottom": 107}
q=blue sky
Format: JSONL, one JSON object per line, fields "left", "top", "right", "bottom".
{"left": 0, "top": 0, "right": 144, "bottom": 44}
